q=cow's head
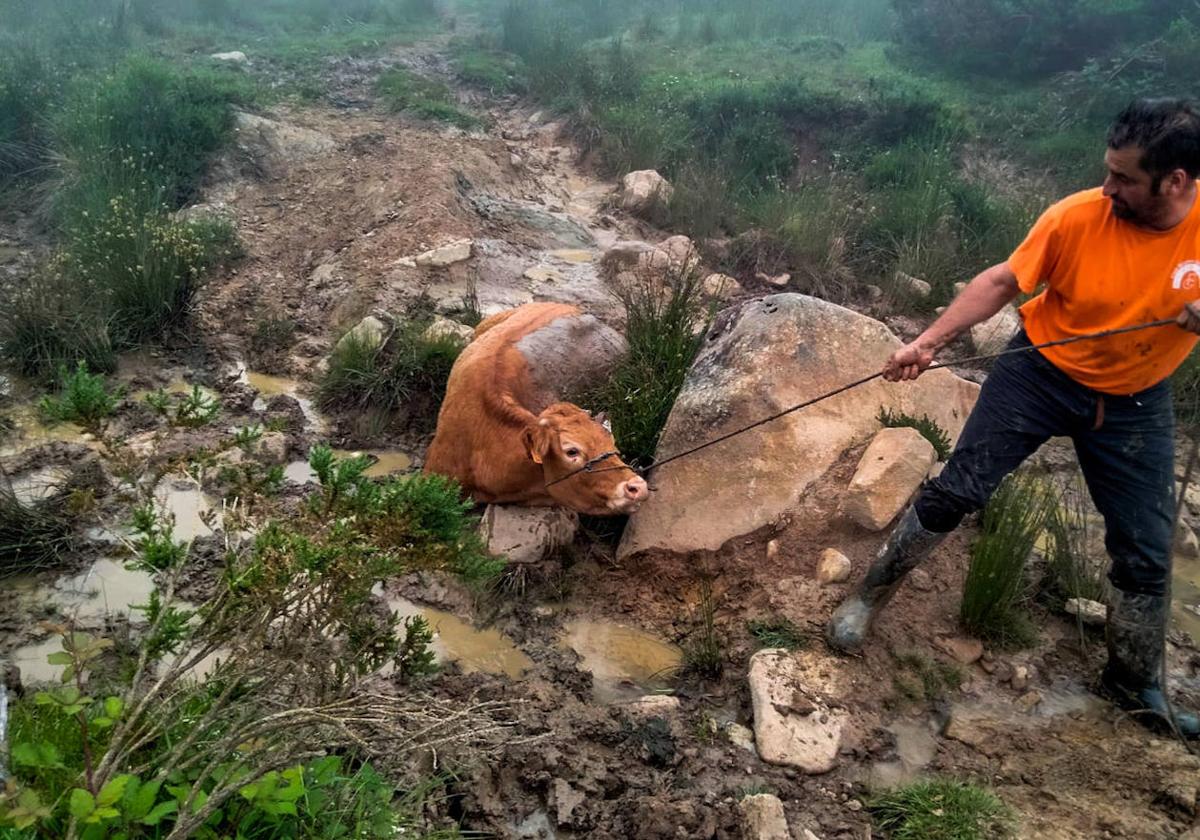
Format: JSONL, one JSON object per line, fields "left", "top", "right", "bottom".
{"left": 522, "top": 402, "right": 648, "bottom": 515}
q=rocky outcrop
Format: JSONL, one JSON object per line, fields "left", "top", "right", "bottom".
{"left": 970, "top": 305, "right": 1022, "bottom": 357}
{"left": 423, "top": 316, "right": 475, "bottom": 345}
{"left": 480, "top": 505, "right": 579, "bottom": 564}
{"left": 222, "top": 110, "right": 336, "bottom": 180}
{"left": 415, "top": 239, "right": 473, "bottom": 268}
{"left": 334, "top": 313, "right": 390, "bottom": 353}
{"left": 619, "top": 170, "right": 672, "bottom": 216}
{"left": 748, "top": 649, "right": 846, "bottom": 774}
{"left": 841, "top": 427, "right": 937, "bottom": 531}
{"left": 618, "top": 295, "right": 979, "bottom": 559}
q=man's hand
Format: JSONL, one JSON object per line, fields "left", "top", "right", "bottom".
{"left": 883, "top": 340, "right": 936, "bottom": 381}
{"left": 1178, "top": 302, "right": 1200, "bottom": 335}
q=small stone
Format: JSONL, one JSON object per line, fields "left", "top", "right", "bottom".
{"left": 423, "top": 316, "right": 475, "bottom": 345}
{"left": 524, "top": 265, "right": 565, "bottom": 284}
{"left": 846, "top": 799, "right": 863, "bottom": 812}
{"left": 894, "top": 270, "right": 932, "bottom": 298}
{"left": 865, "top": 285, "right": 883, "bottom": 301}
{"left": 1177, "top": 523, "right": 1200, "bottom": 559}
{"left": 738, "top": 793, "right": 791, "bottom": 840}
{"left": 334, "top": 314, "right": 390, "bottom": 353}
{"left": 749, "top": 649, "right": 846, "bottom": 774}
{"left": 1015, "top": 690, "right": 1042, "bottom": 712}
{"left": 908, "top": 568, "right": 935, "bottom": 591}
{"left": 725, "top": 722, "right": 756, "bottom": 753}
{"left": 624, "top": 695, "right": 681, "bottom": 718}
{"left": 1064, "top": 597, "right": 1107, "bottom": 627}
{"left": 552, "top": 779, "right": 586, "bottom": 826}
{"left": 703, "top": 273, "right": 743, "bottom": 300}
{"left": 619, "top": 170, "right": 673, "bottom": 216}
{"left": 800, "top": 831, "right": 822, "bottom": 840}
{"left": 210, "top": 50, "right": 248, "bottom": 63}
{"left": 1010, "top": 665, "right": 1030, "bottom": 691}
{"left": 414, "top": 239, "right": 473, "bottom": 268}
{"left": 509, "top": 153, "right": 523, "bottom": 168}
{"left": 769, "top": 273, "right": 791, "bottom": 288}
{"left": 256, "top": 431, "right": 289, "bottom": 464}
{"left": 816, "top": 549, "right": 852, "bottom": 585}
{"left": 766, "top": 539, "right": 780, "bottom": 561}
{"left": 936, "top": 636, "right": 984, "bottom": 665}
{"left": 970, "top": 305, "right": 1022, "bottom": 357}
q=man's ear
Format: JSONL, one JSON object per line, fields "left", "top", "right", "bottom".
{"left": 522, "top": 417, "right": 555, "bottom": 464}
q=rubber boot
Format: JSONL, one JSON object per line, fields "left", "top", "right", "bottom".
{"left": 826, "top": 506, "right": 948, "bottom": 653}
{"left": 1098, "top": 587, "right": 1200, "bottom": 738}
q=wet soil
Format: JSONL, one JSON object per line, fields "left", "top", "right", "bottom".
{"left": 4, "top": 31, "right": 1200, "bottom": 840}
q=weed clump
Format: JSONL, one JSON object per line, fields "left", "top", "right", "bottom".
{"left": 960, "top": 472, "right": 1053, "bottom": 648}
{"left": 870, "top": 778, "right": 1015, "bottom": 840}
{"left": 0, "top": 473, "right": 76, "bottom": 577}
{"left": 376, "top": 67, "right": 481, "bottom": 129}
{"left": 877, "top": 407, "right": 953, "bottom": 461}
{"left": 747, "top": 616, "right": 808, "bottom": 650}
{"left": 682, "top": 579, "right": 723, "bottom": 679}
{"left": 39, "top": 362, "right": 121, "bottom": 428}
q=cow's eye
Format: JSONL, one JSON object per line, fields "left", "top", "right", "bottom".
{"left": 565, "top": 447, "right": 581, "bottom": 459}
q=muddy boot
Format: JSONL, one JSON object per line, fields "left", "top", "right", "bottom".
{"left": 1098, "top": 588, "right": 1200, "bottom": 738}
{"left": 825, "top": 506, "right": 948, "bottom": 653}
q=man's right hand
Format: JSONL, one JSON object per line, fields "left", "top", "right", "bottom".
{"left": 883, "top": 340, "right": 936, "bottom": 381}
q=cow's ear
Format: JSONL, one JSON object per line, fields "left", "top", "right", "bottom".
{"left": 594, "top": 410, "right": 608, "bottom": 425}
{"left": 523, "top": 418, "right": 555, "bottom": 464}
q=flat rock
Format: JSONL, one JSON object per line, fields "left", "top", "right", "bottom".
{"left": 480, "top": 505, "right": 578, "bottom": 565}
{"left": 738, "top": 793, "right": 792, "bottom": 840}
{"left": 423, "top": 316, "right": 475, "bottom": 345}
{"left": 619, "top": 295, "right": 978, "bottom": 558}
{"left": 936, "top": 636, "right": 984, "bottom": 665}
{"left": 210, "top": 50, "right": 248, "bottom": 63}
{"left": 816, "top": 549, "right": 851, "bottom": 585}
{"left": 1065, "top": 597, "right": 1107, "bottom": 626}
{"left": 748, "top": 649, "right": 845, "bottom": 774}
{"left": 552, "top": 778, "right": 586, "bottom": 826}
{"left": 623, "top": 695, "right": 681, "bottom": 718}
{"left": 523, "top": 265, "right": 564, "bottom": 283}
{"left": 415, "top": 239, "right": 473, "bottom": 268}
{"left": 226, "top": 110, "right": 336, "bottom": 179}
{"left": 841, "top": 427, "right": 936, "bottom": 531}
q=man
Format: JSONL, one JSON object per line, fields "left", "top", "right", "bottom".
{"left": 826, "top": 98, "right": 1200, "bottom": 736}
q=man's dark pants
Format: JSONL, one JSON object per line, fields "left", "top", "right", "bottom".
{"left": 913, "top": 329, "right": 1176, "bottom": 597}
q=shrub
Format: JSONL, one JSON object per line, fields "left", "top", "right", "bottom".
{"left": 39, "top": 361, "right": 121, "bottom": 428}
{"left": 376, "top": 67, "right": 480, "bottom": 129}
{"left": 877, "top": 407, "right": 952, "bottom": 461}
{"left": 682, "top": 579, "right": 723, "bottom": 678}
{"left": 960, "top": 471, "right": 1053, "bottom": 648}
{"left": 0, "top": 472, "right": 76, "bottom": 577}
{"left": 890, "top": 650, "right": 964, "bottom": 707}
{"left": 318, "top": 318, "right": 463, "bottom": 430}
{"left": 747, "top": 617, "right": 807, "bottom": 650}
{"left": 0, "top": 47, "right": 63, "bottom": 178}
{"left": 870, "top": 778, "right": 1015, "bottom": 840}
{"left": 0, "top": 269, "right": 117, "bottom": 381}
{"left": 597, "top": 263, "right": 709, "bottom": 468}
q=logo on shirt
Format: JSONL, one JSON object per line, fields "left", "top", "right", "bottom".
{"left": 1172, "top": 260, "right": 1200, "bottom": 290}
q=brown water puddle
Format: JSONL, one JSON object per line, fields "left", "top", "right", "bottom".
{"left": 284, "top": 450, "right": 413, "bottom": 484}
{"left": 387, "top": 596, "right": 532, "bottom": 678}
{"left": 154, "top": 477, "right": 217, "bottom": 541}
{"left": 48, "top": 557, "right": 156, "bottom": 624}
{"left": 0, "top": 405, "right": 91, "bottom": 456}
{"left": 235, "top": 365, "right": 325, "bottom": 431}
{"left": 561, "top": 618, "right": 682, "bottom": 704}
{"left": 868, "top": 719, "right": 939, "bottom": 789}
{"left": 7, "top": 465, "right": 71, "bottom": 506}
{"left": 548, "top": 248, "right": 595, "bottom": 264}
{"left": 9, "top": 637, "right": 66, "bottom": 684}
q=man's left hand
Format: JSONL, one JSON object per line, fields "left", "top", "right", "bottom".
{"left": 1178, "top": 302, "right": 1200, "bottom": 335}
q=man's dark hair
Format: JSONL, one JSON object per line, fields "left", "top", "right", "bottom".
{"left": 1108, "top": 98, "right": 1200, "bottom": 189}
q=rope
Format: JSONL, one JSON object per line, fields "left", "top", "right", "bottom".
{"left": 542, "top": 316, "right": 1179, "bottom": 488}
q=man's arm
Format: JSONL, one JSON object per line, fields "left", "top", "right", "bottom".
{"left": 884, "top": 262, "right": 1021, "bottom": 381}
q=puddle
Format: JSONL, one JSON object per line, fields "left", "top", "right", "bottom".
{"left": 387, "top": 595, "right": 531, "bottom": 678}
{"left": 7, "top": 465, "right": 71, "bottom": 506}
{"left": 869, "top": 719, "right": 938, "bottom": 789}
{"left": 48, "top": 557, "right": 157, "bottom": 624}
{"left": 154, "top": 477, "right": 217, "bottom": 541}
{"left": 561, "top": 619, "right": 681, "bottom": 704}
{"left": 284, "top": 449, "right": 413, "bottom": 483}
{"left": 236, "top": 367, "right": 326, "bottom": 432}
{"left": 548, "top": 248, "right": 594, "bottom": 264}
{"left": 130, "top": 378, "right": 209, "bottom": 404}
{"left": 0, "top": 405, "right": 90, "bottom": 456}
{"left": 9, "top": 637, "right": 67, "bottom": 685}
{"left": 511, "top": 810, "right": 558, "bottom": 839}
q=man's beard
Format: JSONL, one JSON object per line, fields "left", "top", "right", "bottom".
{"left": 1110, "top": 199, "right": 1136, "bottom": 221}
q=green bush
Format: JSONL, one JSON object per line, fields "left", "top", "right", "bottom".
{"left": 453, "top": 42, "right": 527, "bottom": 94}
{"left": 318, "top": 318, "right": 463, "bottom": 429}
{"left": 877, "top": 407, "right": 952, "bottom": 461}
{"left": 376, "top": 67, "right": 480, "bottom": 129}
{"left": 0, "top": 269, "right": 117, "bottom": 381}
{"left": 747, "top": 617, "right": 807, "bottom": 650}
{"left": 871, "top": 778, "right": 1014, "bottom": 840}
{"left": 0, "top": 47, "right": 65, "bottom": 178}
{"left": 597, "top": 263, "right": 709, "bottom": 468}
{"left": 960, "top": 471, "right": 1053, "bottom": 648}
{"left": 39, "top": 361, "right": 122, "bottom": 428}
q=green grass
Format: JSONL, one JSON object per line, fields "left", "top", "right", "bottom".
{"left": 682, "top": 579, "right": 723, "bottom": 679}
{"left": 960, "top": 472, "right": 1053, "bottom": 649}
{"left": 376, "top": 67, "right": 481, "bottom": 129}
{"left": 0, "top": 479, "right": 77, "bottom": 577}
{"left": 877, "top": 407, "right": 952, "bottom": 461}
{"left": 452, "top": 41, "right": 526, "bottom": 94}
{"left": 870, "top": 778, "right": 1015, "bottom": 840}
{"left": 747, "top": 617, "right": 808, "bottom": 650}
{"left": 890, "top": 650, "right": 964, "bottom": 707}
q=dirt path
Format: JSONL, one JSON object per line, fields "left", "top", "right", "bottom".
{"left": 6, "top": 31, "right": 1200, "bottom": 840}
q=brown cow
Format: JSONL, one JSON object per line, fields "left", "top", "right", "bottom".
{"left": 424, "top": 303, "right": 648, "bottom": 515}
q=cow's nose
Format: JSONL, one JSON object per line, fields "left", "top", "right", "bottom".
{"left": 623, "top": 477, "right": 648, "bottom": 500}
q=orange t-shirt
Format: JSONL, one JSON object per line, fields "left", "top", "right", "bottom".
{"left": 1009, "top": 186, "right": 1200, "bottom": 395}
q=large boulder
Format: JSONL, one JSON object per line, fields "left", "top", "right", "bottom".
{"left": 841, "top": 427, "right": 937, "bottom": 530}
{"left": 619, "top": 170, "right": 673, "bottom": 216}
{"left": 224, "top": 110, "right": 336, "bottom": 179}
{"left": 618, "top": 295, "right": 978, "bottom": 559}
{"left": 970, "top": 305, "right": 1022, "bottom": 357}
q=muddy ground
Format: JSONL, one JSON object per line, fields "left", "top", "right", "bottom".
{"left": 4, "top": 33, "right": 1200, "bottom": 840}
